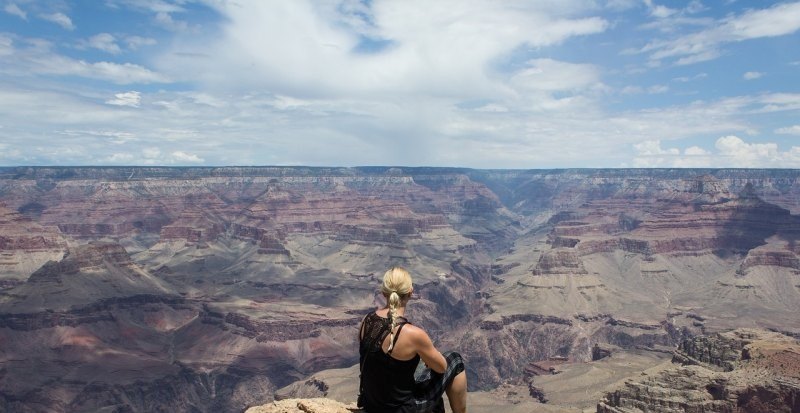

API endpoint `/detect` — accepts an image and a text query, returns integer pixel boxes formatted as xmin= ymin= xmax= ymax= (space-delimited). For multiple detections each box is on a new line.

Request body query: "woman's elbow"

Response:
xmin=431 ymin=355 xmax=447 ymax=374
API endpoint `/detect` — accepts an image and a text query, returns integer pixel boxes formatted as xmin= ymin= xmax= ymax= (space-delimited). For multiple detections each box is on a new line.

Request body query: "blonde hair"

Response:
xmin=381 ymin=266 xmax=413 ymax=353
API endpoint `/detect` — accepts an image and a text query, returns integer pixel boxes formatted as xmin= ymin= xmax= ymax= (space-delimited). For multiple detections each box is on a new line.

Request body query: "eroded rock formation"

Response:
xmin=597 ymin=329 xmax=800 ymax=413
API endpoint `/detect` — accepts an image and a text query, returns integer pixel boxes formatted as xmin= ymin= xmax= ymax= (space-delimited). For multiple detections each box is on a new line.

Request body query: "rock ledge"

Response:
xmin=246 ymin=398 xmax=363 ymax=413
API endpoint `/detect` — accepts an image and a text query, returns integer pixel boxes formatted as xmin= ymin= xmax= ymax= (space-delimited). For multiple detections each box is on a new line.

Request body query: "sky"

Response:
xmin=0 ymin=0 xmax=799 ymax=168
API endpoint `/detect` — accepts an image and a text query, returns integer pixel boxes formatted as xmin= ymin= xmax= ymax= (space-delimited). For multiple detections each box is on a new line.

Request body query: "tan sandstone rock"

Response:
xmin=245 ymin=398 xmax=362 ymax=413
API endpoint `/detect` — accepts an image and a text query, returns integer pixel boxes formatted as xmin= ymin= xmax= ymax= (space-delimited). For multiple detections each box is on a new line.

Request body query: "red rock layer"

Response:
xmin=739 ymin=249 xmax=800 ymax=273
xmin=0 ymin=204 xmax=65 ymax=251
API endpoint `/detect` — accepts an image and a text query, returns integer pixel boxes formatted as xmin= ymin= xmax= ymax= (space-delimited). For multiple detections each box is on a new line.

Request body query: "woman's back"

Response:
xmin=358 ymin=311 xmax=420 ymax=412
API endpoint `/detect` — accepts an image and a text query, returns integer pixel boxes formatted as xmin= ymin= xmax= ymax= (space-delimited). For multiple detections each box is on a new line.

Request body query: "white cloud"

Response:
xmin=605 ymin=0 xmax=640 ymax=11
xmin=685 ymin=1 xmax=706 ymax=14
xmin=189 ymin=92 xmax=227 ymax=108
xmin=83 ymin=33 xmax=122 ymax=54
xmin=159 ymin=1 xmax=608 ymax=98
xmin=651 ymin=5 xmax=677 ymax=19
xmin=640 ymin=2 xmax=800 ymax=65
xmin=59 ymin=129 xmax=136 ymax=144
xmin=105 ymin=1 xmax=192 ymax=33
xmin=4 ymin=3 xmax=26 ymax=20
xmin=159 ymin=128 xmax=199 ymax=141
xmin=674 ymin=147 xmax=713 ymax=167
xmin=0 ymin=143 xmax=22 ymax=160
xmin=155 ymin=11 xmax=188 ymax=31
xmin=638 ymin=16 xmax=713 ymax=34
xmin=125 ymin=36 xmax=157 ymax=50
xmin=87 ymin=61 xmax=167 ymax=84
xmin=633 ymin=136 xmax=800 ymax=167
xmin=142 ymin=147 xmax=161 ymax=158
xmin=715 ymin=135 xmax=781 ymax=166
xmin=106 ymin=91 xmax=141 ymax=107
xmin=755 ymin=93 xmax=800 ymax=113
xmin=674 ymin=50 xmax=720 ymax=66
xmin=0 ymin=36 xmax=169 ymax=84
xmin=0 ymin=35 xmax=12 ymax=57
xmin=510 ymin=59 xmax=604 ymax=93
xmin=619 ymin=84 xmax=668 ymax=95
xmin=743 ymin=71 xmax=763 ymax=80
xmin=775 ymin=125 xmax=800 ymax=135
xmin=40 ymin=12 xmax=75 ymax=30
xmin=621 ymin=85 xmax=643 ymax=94
xmin=639 ymin=0 xmax=710 ymax=33
xmin=632 ymin=140 xmax=711 ymax=167
xmin=634 ymin=140 xmax=679 ymax=156
xmin=647 ymin=84 xmax=669 ymax=94
xmin=33 ymin=58 xmax=168 ymax=84
xmin=107 ymin=152 xmax=134 ymax=163
xmin=474 ymin=103 xmax=508 ymax=113
xmin=105 ymin=0 xmax=186 ymax=14
xmin=170 ymin=151 xmax=204 ymax=163
xmin=684 ymin=145 xmax=709 ymax=156
xmin=673 ymin=73 xmax=707 ymax=82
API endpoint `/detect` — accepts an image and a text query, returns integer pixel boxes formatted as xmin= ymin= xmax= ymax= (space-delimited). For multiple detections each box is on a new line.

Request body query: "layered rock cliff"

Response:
xmin=0 ymin=203 xmax=66 ymax=278
xmin=597 ymin=329 xmax=800 ymax=413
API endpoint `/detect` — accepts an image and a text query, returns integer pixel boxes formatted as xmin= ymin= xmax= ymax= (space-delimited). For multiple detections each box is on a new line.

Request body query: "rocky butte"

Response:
xmin=0 ymin=166 xmax=799 ymax=412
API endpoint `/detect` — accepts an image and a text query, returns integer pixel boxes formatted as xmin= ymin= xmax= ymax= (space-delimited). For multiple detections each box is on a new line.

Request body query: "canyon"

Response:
xmin=0 ymin=167 xmax=799 ymax=412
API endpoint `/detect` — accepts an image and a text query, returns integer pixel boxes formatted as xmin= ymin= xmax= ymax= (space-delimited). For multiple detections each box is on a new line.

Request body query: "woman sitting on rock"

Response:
xmin=358 ymin=266 xmax=467 ymax=413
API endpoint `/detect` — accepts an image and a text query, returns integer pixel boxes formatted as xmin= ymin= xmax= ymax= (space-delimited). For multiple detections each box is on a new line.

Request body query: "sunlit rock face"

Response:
xmin=0 ymin=203 xmax=66 ymax=280
xmin=597 ymin=329 xmax=800 ymax=413
xmin=0 ymin=167 xmax=799 ymax=412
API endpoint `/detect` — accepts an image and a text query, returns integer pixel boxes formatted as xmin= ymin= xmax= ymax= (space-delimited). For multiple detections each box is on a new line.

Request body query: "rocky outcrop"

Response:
xmin=27 ymin=242 xmax=136 ymax=281
xmin=532 ymin=248 xmax=587 ymax=275
xmin=739 ymin=248 xmax=800 ymax=273
xmin=246 ymin=398 xmax=362 ymax=413
xmin=672 ymin=330 xmax=753 ymax=372
xmin=222 ymin=312 xmax=361 ymax=342
xmin=0 ymin=203 xmax=66 ymax=277
xmin=593 ymin=343 xmax=614 ymax=361
xmin=479 ymin=313 xmax=573 ymax=330
xmin=597 ymin=329 xmax=800 ymax=413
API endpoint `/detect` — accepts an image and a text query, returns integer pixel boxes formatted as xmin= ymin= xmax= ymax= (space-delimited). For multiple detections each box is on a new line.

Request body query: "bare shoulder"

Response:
xmin=403 ymin=324 xmax=432 ymax=343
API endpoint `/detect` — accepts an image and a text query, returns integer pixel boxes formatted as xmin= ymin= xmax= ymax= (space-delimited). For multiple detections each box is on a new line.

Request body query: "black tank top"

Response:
xmin=359 ymin=311 xmax=420 ymax=413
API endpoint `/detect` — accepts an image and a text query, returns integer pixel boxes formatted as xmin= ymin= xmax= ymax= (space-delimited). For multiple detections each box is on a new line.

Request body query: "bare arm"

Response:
xmin=412 ymin=327 xmax=447 ymax=374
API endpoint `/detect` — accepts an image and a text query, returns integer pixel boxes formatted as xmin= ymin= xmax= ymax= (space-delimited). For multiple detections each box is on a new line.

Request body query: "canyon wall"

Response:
xmin=1 ymin=167 xmax=799 ymax=411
